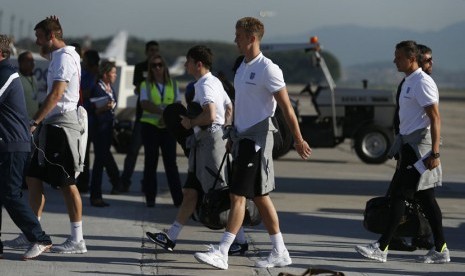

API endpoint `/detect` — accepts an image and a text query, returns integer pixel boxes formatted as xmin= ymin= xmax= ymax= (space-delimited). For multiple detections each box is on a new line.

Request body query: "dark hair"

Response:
xmin=0 ymin=35 xmax=11 ymax=58
xmin=84 ymin=50 xmax=100 ymax=67
xmin=70 ymin=42 xmax=82 ymax=57
xmin=98 ymin=60 xmax=116 ymax=78
xmin=186 ymin=45 xmax=213 ymax=70
xmin=34 ymin=17 xmax=63 ymax=40
xmin=145 ymin=40 xmax=159 ymax=52
xmin=18 ymin=51 xmax=33 ymax=63
xmin=395 ymin=40 xmax=418 ymax=60
xmin=417 ymin=44 xmax=432 ymax=66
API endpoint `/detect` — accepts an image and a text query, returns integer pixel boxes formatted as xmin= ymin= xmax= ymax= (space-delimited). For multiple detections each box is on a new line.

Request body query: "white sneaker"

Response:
xmin=23 ymin=243 xmax=52 ymax=260
xmin=194 ymin=245 xmax=228 ymax=270
xmin=4 ymin=234 xmax=32 ymax=249
xmin=419 ymin=247 xmax=451 ymax=264
xmin=355 ymin=242 xmax=388 ymax=262
xmin=255 ymin=248 xmax=292 ymax=268
xmin=51 ymin=238 xmax=87 ymax=254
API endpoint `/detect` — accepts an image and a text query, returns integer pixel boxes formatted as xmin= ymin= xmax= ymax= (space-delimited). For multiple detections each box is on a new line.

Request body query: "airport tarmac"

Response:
xmin=1 ymin=91 xmax=464 ymax=275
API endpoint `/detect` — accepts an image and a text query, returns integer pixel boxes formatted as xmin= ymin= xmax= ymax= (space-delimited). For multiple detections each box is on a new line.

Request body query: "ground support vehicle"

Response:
xmin=269 ymin=39 xmax=396 ymax=164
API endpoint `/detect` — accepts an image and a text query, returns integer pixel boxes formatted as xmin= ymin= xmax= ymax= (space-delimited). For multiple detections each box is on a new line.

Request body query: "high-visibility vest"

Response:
xmin=140 ymin=80 xmax=177 ymax=127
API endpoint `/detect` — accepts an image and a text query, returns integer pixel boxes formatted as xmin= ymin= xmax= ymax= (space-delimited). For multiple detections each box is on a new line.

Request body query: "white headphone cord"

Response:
xmin=31 ymin=132 xmax=71 ymax=179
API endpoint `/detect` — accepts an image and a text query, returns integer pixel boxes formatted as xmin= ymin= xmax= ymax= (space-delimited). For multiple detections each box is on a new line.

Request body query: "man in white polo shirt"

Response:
xmin=146 ymin=45 xmax=252 ymax=255
xmin=194 ymin=17 xmax=312 ymax=270
xmin=5 ymin=16 xmax=87 ymax=254
xmin=356 ymin=40 xmax=450 ymax=264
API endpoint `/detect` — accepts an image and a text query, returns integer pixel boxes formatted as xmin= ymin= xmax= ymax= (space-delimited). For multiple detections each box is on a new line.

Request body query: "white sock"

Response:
xmin=71 ymin=221 xmax=83 ymax=242
xmin=270 ymin=232 xmax=286 ymax=253
xmin=166 ymin=221 xmax=183 ymax=241
xmin=219 ymin=231 xmax=236 ymax=256
xmin=37 ymin=216 xmax=41 ymax=221
xmin=234 ymin=227 xmax=247 ymax=244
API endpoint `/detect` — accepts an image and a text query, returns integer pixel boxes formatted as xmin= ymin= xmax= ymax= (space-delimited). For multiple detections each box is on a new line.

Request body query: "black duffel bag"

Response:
xmin=196 ymin=152 xmax=261 ymax=230
xmin=363 ymin=196 xmax=432 ymax=237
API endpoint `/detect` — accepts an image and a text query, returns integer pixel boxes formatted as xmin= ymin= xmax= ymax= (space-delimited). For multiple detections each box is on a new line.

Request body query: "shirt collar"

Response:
xmin=198 ymin=71 xmax=212 ymax=82
xmin=245 ymin=52 xmax=263 ymax=66
xmin=405 ymin=67 xmax=423 ymax=81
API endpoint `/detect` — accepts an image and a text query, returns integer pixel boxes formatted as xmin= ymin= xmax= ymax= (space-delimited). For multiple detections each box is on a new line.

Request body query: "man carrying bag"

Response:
xmin=146 ymin=45 xmax=250 ymax=256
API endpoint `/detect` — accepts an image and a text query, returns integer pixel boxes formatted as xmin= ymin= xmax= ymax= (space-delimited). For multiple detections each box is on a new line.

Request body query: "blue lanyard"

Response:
xmin=155 ymin=82 xmax=165 ymax=100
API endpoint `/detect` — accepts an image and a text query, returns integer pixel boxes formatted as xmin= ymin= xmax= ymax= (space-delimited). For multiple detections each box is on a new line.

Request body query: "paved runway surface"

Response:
xmin=1 ymin=90 xmax=464 ymax=275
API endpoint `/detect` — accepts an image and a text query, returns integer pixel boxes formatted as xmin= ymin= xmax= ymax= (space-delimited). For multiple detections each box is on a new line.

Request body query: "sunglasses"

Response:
xmin=151 ymin=62 xmax=164 ymax=68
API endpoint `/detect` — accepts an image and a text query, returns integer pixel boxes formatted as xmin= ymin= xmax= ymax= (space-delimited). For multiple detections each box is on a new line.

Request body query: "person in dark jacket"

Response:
xmin=89 ymin=60 xmax=121 ymax=206
xmin=76 ymin=49 xmax=100 ymax=193
xmin=0 ymin=34 xmax=52 ymax=260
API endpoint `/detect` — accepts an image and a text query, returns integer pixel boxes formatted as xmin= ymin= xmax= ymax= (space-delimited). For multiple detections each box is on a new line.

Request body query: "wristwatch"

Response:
xmin=29 ymin=119 xmax=39 ymax=127
xmin=431 ymin=152 xmax=440 ymax=159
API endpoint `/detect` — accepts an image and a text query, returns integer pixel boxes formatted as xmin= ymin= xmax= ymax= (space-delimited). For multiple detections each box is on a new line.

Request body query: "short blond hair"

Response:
xmin=236 ymin=17 xmax=265 ymax=40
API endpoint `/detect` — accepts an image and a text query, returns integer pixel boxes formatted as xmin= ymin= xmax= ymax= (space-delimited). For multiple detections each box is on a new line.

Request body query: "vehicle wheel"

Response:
xmin=354 ymin=125 xmax=391 ymax=164
xmin=272 ymin=106 xmax=293 ymax=159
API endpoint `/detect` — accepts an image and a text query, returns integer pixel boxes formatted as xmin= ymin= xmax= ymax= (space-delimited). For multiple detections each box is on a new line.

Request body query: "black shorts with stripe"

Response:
xmin=28 ymin=125 xmax=76 ymax=189
xmin=229 ymin=139 xmax=262 ymax=199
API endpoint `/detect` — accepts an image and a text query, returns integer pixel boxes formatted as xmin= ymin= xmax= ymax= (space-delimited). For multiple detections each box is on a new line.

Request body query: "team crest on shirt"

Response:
xmin=250 ymin=72 xmax=255 ymax=79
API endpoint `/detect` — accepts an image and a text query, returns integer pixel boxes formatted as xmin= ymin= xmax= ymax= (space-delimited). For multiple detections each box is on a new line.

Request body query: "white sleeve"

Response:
xmin=53 ymin=54 xmax=76 ymax=82
xmin=264 ymin=63 xmax=286 ymax=94
xmin=417 ymin=78 xmax=438 ymax=107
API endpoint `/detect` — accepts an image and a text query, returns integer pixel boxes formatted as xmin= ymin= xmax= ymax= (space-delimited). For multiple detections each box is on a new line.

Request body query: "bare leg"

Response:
xmin=253 ymin=195 xmax=280 ymax=235
xmin=226 ymin=193 xmax=247 ymax=235
xmin=61 ymin=185 xmax=82 ymax=222
xmin=175 ymin=188 xmax=198 ymax=225
xmin=26 ymin=176 xmax=45 ymax=218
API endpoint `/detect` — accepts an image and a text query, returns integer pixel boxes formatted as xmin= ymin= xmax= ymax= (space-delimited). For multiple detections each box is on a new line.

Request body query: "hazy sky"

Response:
xmin=2 ymin=0 xmax=465 ymax=43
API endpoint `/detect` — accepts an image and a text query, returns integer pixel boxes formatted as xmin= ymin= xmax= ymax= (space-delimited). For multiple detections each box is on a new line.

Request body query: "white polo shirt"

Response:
xmin=193 ymin=72 xmax=231 ymax=133
xmin=233 ymin=52 xmax=285 ymax=133
xmin=399 ymin=68 xmax=439 ymax=135
xmin=46 ymin=46 xmax=81 ymax=117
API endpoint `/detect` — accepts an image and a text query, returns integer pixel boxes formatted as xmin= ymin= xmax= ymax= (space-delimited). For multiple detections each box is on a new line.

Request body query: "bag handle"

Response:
xmin=210 ymin=152 xmax=229 ymax=191
xmin=278 ymin=267 xmax=345 ymax=276
xmin=306 ymin=268 xmax=345 ymax=276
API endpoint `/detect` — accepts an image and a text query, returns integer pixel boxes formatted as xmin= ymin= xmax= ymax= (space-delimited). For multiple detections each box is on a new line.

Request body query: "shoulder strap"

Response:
xmin=211 ymin=152 xmax=229 ymax=191
xmin=232 ymin=55 xmax=245 ymax=74
xmin=173 ymin=79 xmax=178 ymax=93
